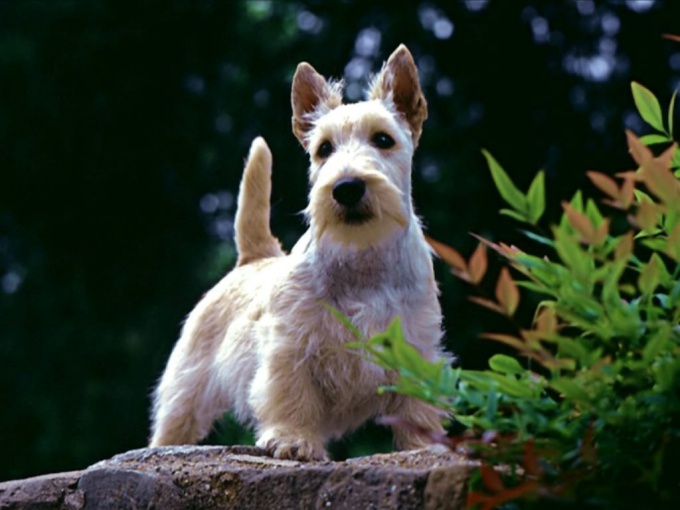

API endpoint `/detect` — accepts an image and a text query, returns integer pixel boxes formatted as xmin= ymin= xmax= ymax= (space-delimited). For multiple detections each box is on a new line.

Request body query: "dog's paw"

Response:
xmin=257 ymin=433 xmax=328 ymax=461
xmin=394 ymin=430 xmax=434 ymax=451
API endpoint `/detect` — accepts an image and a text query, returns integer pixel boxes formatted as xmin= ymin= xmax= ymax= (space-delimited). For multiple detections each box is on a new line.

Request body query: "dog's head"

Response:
xmin=291 ymin=45 xmax=428 ymax=250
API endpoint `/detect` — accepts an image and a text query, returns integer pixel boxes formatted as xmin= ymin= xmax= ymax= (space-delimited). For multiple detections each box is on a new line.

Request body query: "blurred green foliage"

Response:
xmin=1 ymin=0 xmax=680 ymax=481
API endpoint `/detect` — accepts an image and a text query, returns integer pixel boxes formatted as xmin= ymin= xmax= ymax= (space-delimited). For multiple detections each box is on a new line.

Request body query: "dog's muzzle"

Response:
xmin=332 ymin=178 xmax=365 ymax=207
xmin=332 ymin=178 xmax=372 ymax=225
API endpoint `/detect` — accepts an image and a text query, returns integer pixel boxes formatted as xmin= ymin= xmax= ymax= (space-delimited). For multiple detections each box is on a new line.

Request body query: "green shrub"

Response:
xmin=349 ymin=78 xmax=680 ymax=508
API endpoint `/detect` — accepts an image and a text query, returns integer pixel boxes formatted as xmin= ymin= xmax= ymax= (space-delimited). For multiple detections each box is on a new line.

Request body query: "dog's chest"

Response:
xmin=273 ymin=242 xmax=438 ymax=413
xmin=303 ymin=281 xmax=414 ymax=409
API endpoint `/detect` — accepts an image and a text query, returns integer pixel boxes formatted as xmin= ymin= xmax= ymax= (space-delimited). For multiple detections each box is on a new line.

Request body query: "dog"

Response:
xmin=149 ymin=44 xmax=448 ymax=461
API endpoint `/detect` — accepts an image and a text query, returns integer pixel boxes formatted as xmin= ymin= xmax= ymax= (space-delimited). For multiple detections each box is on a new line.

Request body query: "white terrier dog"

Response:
xmin=149 ymin=44 xmax=448 ymax=461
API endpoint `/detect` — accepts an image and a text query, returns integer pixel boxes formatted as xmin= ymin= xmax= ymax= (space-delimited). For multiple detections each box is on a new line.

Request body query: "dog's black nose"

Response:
xmin=332 ymin=178 xmax=366 ymax=207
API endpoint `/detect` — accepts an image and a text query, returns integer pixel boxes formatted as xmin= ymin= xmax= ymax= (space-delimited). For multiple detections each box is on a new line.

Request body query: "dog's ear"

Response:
xmin=369 ymin=45 xmax=428 ymax=146
xmin=291 ymin=63 xmax=343 ymax=148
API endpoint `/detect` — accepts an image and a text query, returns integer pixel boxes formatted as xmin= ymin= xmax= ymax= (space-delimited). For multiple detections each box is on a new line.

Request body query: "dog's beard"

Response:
xmin=340 ymin=203 xmax=373 ymax=225
xmin=307 ymin=172 xmax=408 ymax=250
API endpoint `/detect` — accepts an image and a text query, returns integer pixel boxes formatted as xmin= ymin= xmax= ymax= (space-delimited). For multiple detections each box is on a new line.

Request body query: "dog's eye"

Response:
xmin=316 ymin=140 xmax=334 ymax=159
xmin=372 ymin=132 xmax=396 ymax=150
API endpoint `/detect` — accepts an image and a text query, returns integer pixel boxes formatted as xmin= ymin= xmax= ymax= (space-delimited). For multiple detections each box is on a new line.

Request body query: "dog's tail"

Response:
xmin=234 ymin=137 xmax=284 ymax=266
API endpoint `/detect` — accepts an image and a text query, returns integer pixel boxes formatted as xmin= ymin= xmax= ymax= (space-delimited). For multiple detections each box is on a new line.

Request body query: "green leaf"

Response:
xmin=323 ymin=303 xmax=365 ymax=340
xmin=516 ymin=281 xmax=555 ymax=296
xmin=500 ymin=208 xmax=531 ymax=223
xmin=519 ymin=229 xmax=555 ymax=247
xmin=552 ymin=226 xmax=591 ymax=281
xmin=526 ymin=171 xmax=546 ymax=224
xmin=641 ymin=238 xmax=669 ymax=252
xmin=631 ymin=81 xmax=665 ymax=133
xmin=550 ymin=378 xmax=589 ymax=402
xmin=585 ymin=198 xmax=604 ymax=227
xmin=652 ymin=357 xmax=675 ymax=391
xmin=485 ymin=387 xmax=499 ymax=422
xmin=634 ymin=188 xmax=655 ymax=204
xmin=552 ymin=336 xmax=590 ymax=366
xmin=638 ymin=254 xmax=662 ymax=295
xmin=639 ymin=133 xmax=671 ymax=145
xmin=437 ymin=366 xmax=459 ymax=394
xmin=669 ymin=88 xmax=677 ymax=136
xmin=673 ymin=148 xmax=680 ymax=169
xmin=489 ymin=354 xmax=524 ymax=375
xmin=453 ymin=415 xmax=476 ymax=428
xmin=498 ymin=209 xmax=531 ymax=223
xmin=482 ymin=149 xmax=527 ymax=213
xmin=560 ymin=190 xmax=584 ymax=231
xmin=643 ymin=324 xmax=671 ymax=362
xmin=461 ymin=370 xmax=538 ymax=399
xmin=602 ymin=259 xmax=626 ymax=308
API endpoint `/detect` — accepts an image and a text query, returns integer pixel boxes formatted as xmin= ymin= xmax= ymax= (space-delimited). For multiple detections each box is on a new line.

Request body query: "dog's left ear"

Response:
xmin=370 ymin=45 xmax=428 ymax=146
xmin=292 ymin=63 xmax=343 ymax=149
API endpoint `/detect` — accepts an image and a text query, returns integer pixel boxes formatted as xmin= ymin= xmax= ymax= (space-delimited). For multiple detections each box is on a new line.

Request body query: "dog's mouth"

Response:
xmin=341 ymin=206 xmax=373 ymax=225
xmin=332 ymin=178 xmax=373 ymax=225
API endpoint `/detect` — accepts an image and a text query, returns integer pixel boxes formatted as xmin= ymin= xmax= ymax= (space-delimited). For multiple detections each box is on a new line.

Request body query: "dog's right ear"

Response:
xmin=369 ymin=45 xmax=428 ymax=147
xmin=291 ymin=63 xmax=343 ymax=148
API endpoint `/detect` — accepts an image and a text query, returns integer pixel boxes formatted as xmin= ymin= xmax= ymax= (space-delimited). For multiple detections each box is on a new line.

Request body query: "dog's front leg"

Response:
xmin=249 ymin=343 xmax=328 ymax=461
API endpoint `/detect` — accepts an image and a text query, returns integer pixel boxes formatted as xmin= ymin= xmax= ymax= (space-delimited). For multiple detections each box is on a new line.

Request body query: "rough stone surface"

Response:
xmin=0 ymin=445 xmax=474 ymax=509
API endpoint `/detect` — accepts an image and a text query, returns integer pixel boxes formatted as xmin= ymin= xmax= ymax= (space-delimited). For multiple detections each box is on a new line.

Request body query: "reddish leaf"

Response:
xmin=640 ymin=159 xmax=680 ymax=206
xmin=579 ymin=424 xmax=597 ymax=465
xmin=470 ymin=233 xmax=520 ymax=258
xmin=534 ymin=306 xmax=557 ymax=334
xmin=466 ymin=491 xmax=488 ymax=507
xmin=469 ymin=296 xmax=504 ymax=315
xmin=488 ymin=480 xmax=540 ymax=507
xmin=468 ymin=243 xmax=488 ymax=284
xmin=626 ymin=130 xmax=654 ymax=168
xmin=618 ymin=175 xmax=636 ymax=209
xmin=587 ymin=171 xmax=619 ymax=200
xmin=522 ymin=440 xmax=542 ymax=476
xmin=425 ymin=235 xmax=467 ymax=272
xmin=609 ymin=171 xmax=642 ymax=211
xmin=614 ymin=170 xmax=644 ymax=181
xmin=480 ymin=463 xmax=505 ymax=493
xmin=495 ymin=267 xmax=520 ymax=316
xmin=614 ymin=231 xmax=634 ymax=261
xmin=562 ymin=201 xmax=595 ymax=242
xmin=636 ymin=200 xmax=660 ymax=231
xmin=592 ymin=218 xmax=610 ymax=246
xmin=656 ymin=142 xmax=678 ymax=169
xmin=482 ymin=332 xmax=567 ymax=369
xmin=666 ymin=223 xmax=680 ymax=261
xmin=479 ymin=332 xmax=526 ymax=351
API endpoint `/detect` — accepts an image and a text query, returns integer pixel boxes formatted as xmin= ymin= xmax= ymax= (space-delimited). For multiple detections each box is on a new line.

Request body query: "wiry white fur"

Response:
xmin=149 ymin=44 xmax=449 ymax=461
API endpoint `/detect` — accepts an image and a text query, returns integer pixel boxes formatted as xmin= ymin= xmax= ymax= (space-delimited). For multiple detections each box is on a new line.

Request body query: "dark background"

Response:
xmin=1 ymin=0 xmax=678 ymax=481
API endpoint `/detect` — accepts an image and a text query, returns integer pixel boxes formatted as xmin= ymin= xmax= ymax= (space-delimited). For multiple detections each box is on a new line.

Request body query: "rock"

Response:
xmin=0 ymin=471 xmax=82 ymax=510
xmin=0 ymin=445 xmax=474 ymax=509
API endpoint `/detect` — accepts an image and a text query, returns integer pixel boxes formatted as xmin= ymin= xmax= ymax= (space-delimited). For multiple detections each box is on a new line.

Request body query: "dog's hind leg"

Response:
xmin=149 ymin=351 xmax=224 ymax=446
xmin=149 ymin=310 xmax=229 ymax=447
